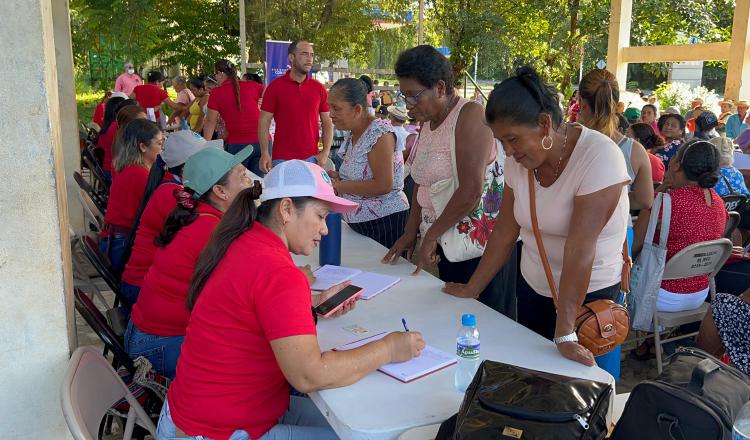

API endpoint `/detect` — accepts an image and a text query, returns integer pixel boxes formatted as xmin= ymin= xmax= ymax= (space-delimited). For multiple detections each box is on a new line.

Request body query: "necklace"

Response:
xmin=431 ymin=94 xmax=458 ymax=129
xmin=534 ymin=123 xmax=570 ymax=184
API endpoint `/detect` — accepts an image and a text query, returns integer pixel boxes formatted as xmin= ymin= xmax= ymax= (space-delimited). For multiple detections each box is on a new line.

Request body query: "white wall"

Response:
xmin=0 ymin=0 xmax=74 ymax=438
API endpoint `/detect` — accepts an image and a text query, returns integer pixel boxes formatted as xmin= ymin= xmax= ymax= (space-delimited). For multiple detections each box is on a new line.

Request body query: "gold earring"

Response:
xmin=541 ymin=136 xmax=553 ymax=150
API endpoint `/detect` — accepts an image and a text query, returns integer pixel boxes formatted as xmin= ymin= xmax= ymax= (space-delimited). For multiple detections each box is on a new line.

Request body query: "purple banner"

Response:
xmin=265 ymin=40 xmax=291 ymax=85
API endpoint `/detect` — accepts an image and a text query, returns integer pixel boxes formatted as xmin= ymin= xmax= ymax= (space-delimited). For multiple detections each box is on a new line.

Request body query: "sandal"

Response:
xmin=630 ymin=338 xmax=656 ymax=361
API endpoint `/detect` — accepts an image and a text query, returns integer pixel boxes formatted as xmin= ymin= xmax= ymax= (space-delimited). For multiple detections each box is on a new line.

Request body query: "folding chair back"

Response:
xmin=73 ymin=288 xmax=135 ymax=374
xmin=78 ymin=190 xmax=104 ymax=233
xmin=724 ymin=211 xmax=741 ymax=240
xmin=61 ymin=346 xmax=156 ymax=440
xmin=82 ymin=153 xmax=110 ymax=193
xmin=74 ymin=171 xmax=107 ymax=214
xmin=661 ymin=238 xmax=733 ymax=282
xmin=653 ymin=238 xmax=733 ymax=373
xmin=79 ymin=235 xmax=121 ymax=297
xmin=722 ymin=194 xmax=747 ymax=213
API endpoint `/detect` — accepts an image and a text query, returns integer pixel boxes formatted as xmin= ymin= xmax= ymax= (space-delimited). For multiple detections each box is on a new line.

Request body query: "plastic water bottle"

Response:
xmin=734 ymin=401 xmax=750 ymax=439
xmin=455 ymin=314 xmax=480 ymax=393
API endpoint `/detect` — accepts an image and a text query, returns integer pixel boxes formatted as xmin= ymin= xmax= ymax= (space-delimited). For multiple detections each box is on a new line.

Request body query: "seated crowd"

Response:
xmin=81 ymin=42 xmax=750 ymax=439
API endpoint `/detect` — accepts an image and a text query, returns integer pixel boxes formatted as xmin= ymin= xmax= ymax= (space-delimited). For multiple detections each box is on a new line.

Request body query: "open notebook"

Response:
xmin=334 ymin=332 xmax=457 ymax=383
xmin=311 ymin=265 xmax=401 ymax=300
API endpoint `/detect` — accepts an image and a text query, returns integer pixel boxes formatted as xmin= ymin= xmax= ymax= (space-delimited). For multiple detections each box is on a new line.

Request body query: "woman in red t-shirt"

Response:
xmin=94 ymin=96 xmax=126 ymax=180
xmin=156 ymin=161 xmax=424 ymax=440
xmin=100 ymin=119 xmax=164 ymax=275
xmin=119 ymin=131 xmax=225 ymax=305
xmin=131 ymin=70 xmax=184 ymax=125
xmin=202 ymin=59 xmax=266 ymax=177
xmin=633 ymin=140 xmax=728 ymax=311
xmin=125 ymin=146 xmax=253 ymax=379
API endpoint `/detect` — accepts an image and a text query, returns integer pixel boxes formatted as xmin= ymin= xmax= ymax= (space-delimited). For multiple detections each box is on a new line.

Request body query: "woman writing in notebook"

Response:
xmin=443 ymin=67 xmax=631 ymax=366
xmin=156 ymin=160 xmax=424 ymax=440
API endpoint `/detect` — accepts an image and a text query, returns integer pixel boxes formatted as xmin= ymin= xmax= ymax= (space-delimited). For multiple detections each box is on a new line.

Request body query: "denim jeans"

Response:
xmin=226 ymin=141 xmax=271 ymax=178
xmin=271 ymin=155 xmax=317 ymax=167
xmin=157 ymin=396 xmax=336 ymax=440
xmin=120 ymin=281 xmax=141 ymax=307
xmin=124 ymin=320 xmax=184 ymax=379
xmin=99 ymin=233 xmax=128 ymax=276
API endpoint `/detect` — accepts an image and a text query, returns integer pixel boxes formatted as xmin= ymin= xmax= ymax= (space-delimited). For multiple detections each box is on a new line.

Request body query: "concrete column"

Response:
xmin=0 ymin=0 xmax=75 ymax=438
xmin=606 ymin=0 xmax=632 ymax=88
xmin=725 ymin=0 xmax=750 ymax=100
xmin=52 ymin=0 xmax=84 ymax=232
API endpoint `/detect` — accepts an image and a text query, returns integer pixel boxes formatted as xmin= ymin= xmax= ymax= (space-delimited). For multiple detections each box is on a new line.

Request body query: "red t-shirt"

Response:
xmin=93 ymin=102 xmax=105 ymax=127
xmin=97 ymin=121 xmax=119 ymax=173
xmin=261 ymin=71 xmax=330 ymax=160
xmin=648 ymin=152 xmax=665 ymax=183
xmin=207 ymin=80 xmax=264 ymax=145
xmin=133 ymin=84 xmax=168 ymax=119
xmin=656 ymin=186 xmax=727 ymax=293
xmin=131 ymin=202 xmax=223 ymax=335
xmin=104 ymin=164 xmax=150 ymax=230
xmin=121 ymin=180 xmax=181 ymax=286
xmin=167 ymin=223 xmax=316 ymax=440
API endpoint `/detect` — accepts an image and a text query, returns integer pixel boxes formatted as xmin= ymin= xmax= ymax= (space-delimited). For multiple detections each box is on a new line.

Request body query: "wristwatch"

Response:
xmin=553 ymin=332 xmax=578 ymax=345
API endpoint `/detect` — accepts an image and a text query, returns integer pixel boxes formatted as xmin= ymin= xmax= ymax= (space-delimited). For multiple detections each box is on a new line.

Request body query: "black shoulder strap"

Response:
xmin=721 ymin=174 xmax=735 ymax=195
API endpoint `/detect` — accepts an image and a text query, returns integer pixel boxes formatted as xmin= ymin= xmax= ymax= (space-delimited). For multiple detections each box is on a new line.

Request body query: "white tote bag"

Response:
xmin=629 ymin=192 xmax=671 ymax=331
xmin=424 ymin=115 xmax=504 ymax=263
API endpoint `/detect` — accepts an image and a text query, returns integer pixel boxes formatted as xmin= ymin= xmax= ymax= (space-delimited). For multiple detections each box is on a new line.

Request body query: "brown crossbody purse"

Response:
xmin=527 ymin=170 xmax=631 ymax=356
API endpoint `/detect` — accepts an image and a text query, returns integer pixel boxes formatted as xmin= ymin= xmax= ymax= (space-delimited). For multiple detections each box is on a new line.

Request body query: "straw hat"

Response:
xmin=736 ymin=100 xmax=749 ymax=109
xmin=387 ymin=105 xmax=409 ymax=122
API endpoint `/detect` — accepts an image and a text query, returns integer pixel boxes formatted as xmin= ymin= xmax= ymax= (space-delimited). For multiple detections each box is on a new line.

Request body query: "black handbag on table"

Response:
xmin=439 ymin=360 xmax=612 ymax=440
xmin=611 ymin=347 xmax=750 ymax=440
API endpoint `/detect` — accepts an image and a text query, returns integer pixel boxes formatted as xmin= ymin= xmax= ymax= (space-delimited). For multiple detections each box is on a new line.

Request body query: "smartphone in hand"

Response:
xmin=314 ymin=285 xmax=363 ymax=318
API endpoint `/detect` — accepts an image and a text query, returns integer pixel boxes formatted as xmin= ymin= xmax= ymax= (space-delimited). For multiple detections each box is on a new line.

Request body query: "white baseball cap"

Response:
xmin=110 ymin=91 xmax=129 ymax=100
xmin=261 ymin=160 xmax=358 ymax=213
xmin=162 ymin=130 xmax=225 ymax=168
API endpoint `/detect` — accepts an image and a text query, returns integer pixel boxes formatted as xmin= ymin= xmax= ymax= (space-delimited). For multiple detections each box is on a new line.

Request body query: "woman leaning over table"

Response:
xmin=443 ymin=66 xmax=631 ymax=366
xmin=326 ymin=78 xmax=409 ymax=249
xmin=156 ymin=160 xmax=424 ymax=440
xmin=382 ymin=45 xmax=516 ymax=318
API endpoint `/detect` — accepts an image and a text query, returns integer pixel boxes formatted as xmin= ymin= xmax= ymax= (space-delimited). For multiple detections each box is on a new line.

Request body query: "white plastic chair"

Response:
xmin=653 ymin=238 xmax=733 ymax=373
xmin=61 ymin=346 xmax=157 ymax=440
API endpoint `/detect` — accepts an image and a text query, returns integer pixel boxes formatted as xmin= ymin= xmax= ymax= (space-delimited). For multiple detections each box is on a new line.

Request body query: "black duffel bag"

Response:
xmin=441 ymin=360 xmax=612 ymax=440
xmin=611 ymin=347 xmax=750 ymax=440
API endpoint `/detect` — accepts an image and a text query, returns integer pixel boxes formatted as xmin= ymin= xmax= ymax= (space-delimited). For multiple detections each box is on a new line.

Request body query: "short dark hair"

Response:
xmin=330 ymin=78 xmax=368 ymax=108
xmin=394 ymin=45 xmax=454 ymax=94
xmin=642 ymin=104 xmax=658 ymax=114
xmin=147 ymin=70 xmax=164 ymax=83
xmin=485 ymin=65 xmax=562 ymax=128
xmin=288 ymin=40 xmax=311 ymax=55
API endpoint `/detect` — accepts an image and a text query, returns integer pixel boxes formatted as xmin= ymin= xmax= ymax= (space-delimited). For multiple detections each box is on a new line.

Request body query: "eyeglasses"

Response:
xmin=398 ymin=88 xmax=428 ymax=106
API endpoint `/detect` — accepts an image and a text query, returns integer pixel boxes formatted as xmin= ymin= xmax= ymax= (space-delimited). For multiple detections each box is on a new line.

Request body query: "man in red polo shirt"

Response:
xmin=258 ymin=40 xmax=333 ymax=173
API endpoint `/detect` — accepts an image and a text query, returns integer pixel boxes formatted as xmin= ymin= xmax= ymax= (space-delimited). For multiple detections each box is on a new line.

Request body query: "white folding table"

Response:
xmin=293 ymin=225 xmax=614 ymax=440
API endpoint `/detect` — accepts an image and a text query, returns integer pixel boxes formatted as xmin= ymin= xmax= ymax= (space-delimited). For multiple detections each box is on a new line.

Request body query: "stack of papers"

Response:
xmin=334 ymin=332 xmax=457 ymax=383
xmin=311 ymin=265 xmax=401 ymax=300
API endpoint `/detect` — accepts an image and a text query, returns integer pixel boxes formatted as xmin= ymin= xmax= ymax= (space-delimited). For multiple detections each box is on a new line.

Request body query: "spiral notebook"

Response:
xmin=334 ymin=332 xmax=457 ymax=383
xmin=311 ymin=265 xmax=401 ymax=300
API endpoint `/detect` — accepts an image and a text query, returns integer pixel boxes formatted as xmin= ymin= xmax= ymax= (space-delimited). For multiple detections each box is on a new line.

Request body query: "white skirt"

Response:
xmin=656 ymin=287 xmax=709 ymax=313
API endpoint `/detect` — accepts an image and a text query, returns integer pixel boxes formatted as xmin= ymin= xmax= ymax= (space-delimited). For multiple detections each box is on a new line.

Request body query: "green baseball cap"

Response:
xmin=623 ymin=107 xmax=641 ymax=123
xmin=182 ymin=146 xmax=253 ymax=198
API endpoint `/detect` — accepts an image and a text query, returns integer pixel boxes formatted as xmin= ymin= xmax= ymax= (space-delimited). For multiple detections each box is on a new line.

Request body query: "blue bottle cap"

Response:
xmin=461 ymin=314 xmax=476 ymax=326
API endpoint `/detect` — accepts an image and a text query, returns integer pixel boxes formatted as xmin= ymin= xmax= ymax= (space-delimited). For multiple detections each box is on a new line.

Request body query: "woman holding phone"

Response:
xmin=156 ymin=160 xmax=424 ymax=440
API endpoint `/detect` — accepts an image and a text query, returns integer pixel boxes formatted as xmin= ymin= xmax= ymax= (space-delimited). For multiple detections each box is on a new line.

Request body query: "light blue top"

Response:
xmin=725 ymin=113 xmax=749 ymax=140
xmin=714 ymin=166 xmax=750 ymax=197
